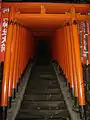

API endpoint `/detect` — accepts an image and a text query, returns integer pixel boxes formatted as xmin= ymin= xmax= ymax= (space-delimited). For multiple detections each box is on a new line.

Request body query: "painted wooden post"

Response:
xmin=1 ymin=7 xmax=15 ymax=120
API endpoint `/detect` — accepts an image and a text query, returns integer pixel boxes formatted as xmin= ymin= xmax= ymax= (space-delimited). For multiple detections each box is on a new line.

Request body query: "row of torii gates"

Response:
xmin=0 ymin=2 xmax=90 ymax=120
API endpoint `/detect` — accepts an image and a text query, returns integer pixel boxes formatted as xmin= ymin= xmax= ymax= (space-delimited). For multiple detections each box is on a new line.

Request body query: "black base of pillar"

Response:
xmin=72 ymin=97 xmax=79 ymax=112
xmin=16 ymin=82 xmax=19 ymax=93
xmin=0 ymin=106 xmax=1 ymax=119
xmin=74 ymin=97 xmax=78 ymax=106
xmin=52 ymin=60 xmax=55 ymax=63
xmin=8 ymin=96 xmax=12 ymax=109
xmin=68 ymin=83 xmax=71 ymax=92
xmin=70 ymin=88 xmax=74 ymax=99
xmin=18 ymin=78 xmax=20 ymax=86
xmin=79 ymin=105 xmax=86 ymax=120
xmin=12 ymin=88 xmax=16 ymax=100
xmin=65 ymin=81 xmax=68 ymax=87
xmin=0 ymin=106 xmax=7 ymax=120
xmin=64 ymin=77 xmax=68 ymax=86
xmin=59 ymin=68 xmax=64 ymax=76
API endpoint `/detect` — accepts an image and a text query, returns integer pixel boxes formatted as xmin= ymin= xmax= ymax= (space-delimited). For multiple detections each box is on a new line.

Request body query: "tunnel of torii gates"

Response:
xmin=0 ymin=2 xmax=90 ymax=120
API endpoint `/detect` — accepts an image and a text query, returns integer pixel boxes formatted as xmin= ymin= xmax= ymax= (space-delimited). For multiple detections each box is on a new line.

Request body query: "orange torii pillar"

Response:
xmin=72 ymin=21 xmax=86 ymax=119
xmin=19 ymin=26 xmax=24 ymax=78
xmin=19 ymin=26 xmax=23 ymax=78
xmin=62 ymin=27 xmax=68 ymax=82
xmin=8 ymin=22 xmax=17 ymax=108
xmin=60 ymin=28 xmax=67 ymax=79
xmin=64 ymin=26 xmax=70 ymax=86
xmin=12 ymin=24 xmax=20 ymax=100
xmin=15 ymin=24 xmax=22 ymax=93
xmin=65 ymin=24 xmax=74 ymax=96
xmin=1 ymin=7 xmax=15 ymax=120
xmin=69 ymin=24 xmax=78 ymax=109
xmin=64 ymin=23 xmax=79 ymax=109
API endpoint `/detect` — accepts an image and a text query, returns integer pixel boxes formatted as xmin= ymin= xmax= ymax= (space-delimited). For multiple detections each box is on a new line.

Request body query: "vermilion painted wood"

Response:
xmin=66 ymin=25 xmax=74 ymax=89
xmin=2 ymin=3 xmax=89 ymax=14
xmin=0 ymin=2 xmax=88 ymax=117
xmin=8 ymin=23 xmax=17 ymax=98
xmin=12 ymin=25 xmax=19 ymax=93
xmin=72 ymin=24 xmax=85 ymax=106
xmin=1 ymin=7 xmax=15 ymax=106
xmin=69 ymin=25 xmax=78 ymax=97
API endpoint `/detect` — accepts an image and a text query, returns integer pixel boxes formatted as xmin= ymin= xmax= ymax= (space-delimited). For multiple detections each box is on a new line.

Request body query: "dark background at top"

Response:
xmin=1 ymin=0 xmax=90 ymax=4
